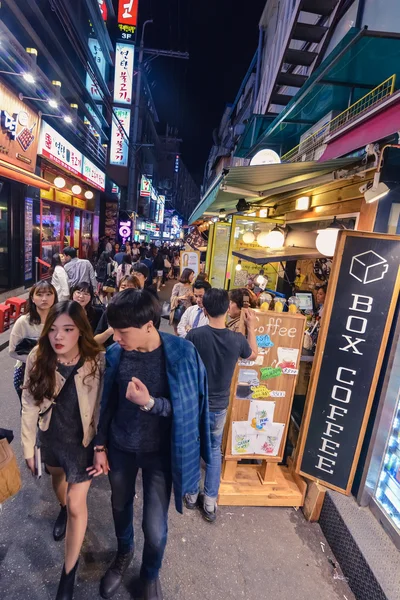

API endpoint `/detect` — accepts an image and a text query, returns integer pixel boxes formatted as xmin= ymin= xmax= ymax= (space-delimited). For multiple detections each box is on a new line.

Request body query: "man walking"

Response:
xmin=185 ymin=288 xmax=257 ymax=522
xmin=90 ymin=289 xmax=211 ymax=600
xmin=177 ymin=280 xmax=211 ymax=337
xmin=62 ymin=246 xmax=97 ymax=289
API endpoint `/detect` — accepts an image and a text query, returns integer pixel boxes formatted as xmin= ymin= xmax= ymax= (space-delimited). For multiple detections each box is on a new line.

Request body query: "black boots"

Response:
xmin=55 ymin=561 xmax=78 ymax=600
xmin=100 ymin=551 xmax=133 ymax=599
xmin=143 ymin=577 xmax=163 ymax=600
xmin=53 ymin=505 xmax=67 ymax=541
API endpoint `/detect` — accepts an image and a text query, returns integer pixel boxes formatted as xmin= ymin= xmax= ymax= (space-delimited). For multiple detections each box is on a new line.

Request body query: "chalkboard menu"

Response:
xmin=297 ymin=232 xmax=400 ymax=493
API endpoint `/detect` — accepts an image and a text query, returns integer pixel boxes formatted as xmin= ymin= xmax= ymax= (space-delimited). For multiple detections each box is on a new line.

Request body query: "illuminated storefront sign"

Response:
xmin=86 ymin=38 xmax=106 ymax=101
xmin=0 ymin=81 xmax=41 ymax=173
xmin=110 ymin=107 xmax=131 ymax=166
xmin=118 ymin=0 xmax=138 ymax=26
xmin=119 ymin=220 xmax=132 ymax=242
xmin=98 ymin=0 xmax=107 ymax=20
xmin=38 ymin=121 xmax=105 ymax=190
xmin=82 ymin=157 xmax=105 ymax=191
xmin=140 ymin=175 xmax=152 ymax=197
xmin=156 ymin=195 xmax=165 ymax=224
xmin=38 ymin=122 xmax=83 ymax=176
xmin=113 ymin=43 xmax=134 ymax=105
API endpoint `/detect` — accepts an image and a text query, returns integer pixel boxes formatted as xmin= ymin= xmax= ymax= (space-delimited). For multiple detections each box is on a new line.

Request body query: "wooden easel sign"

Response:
xmin=296 ymin=231 xmax=400 ymax=494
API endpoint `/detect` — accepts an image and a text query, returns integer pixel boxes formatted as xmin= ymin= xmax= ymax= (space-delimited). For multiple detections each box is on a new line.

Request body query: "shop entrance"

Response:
xmin=0 ymin=180 xmax=9 ymax=290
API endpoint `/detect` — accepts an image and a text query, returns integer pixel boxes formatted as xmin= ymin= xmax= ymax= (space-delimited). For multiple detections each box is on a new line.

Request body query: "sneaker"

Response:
xmin=100 ymin=551 xmax=133 ymax=599
xmin=198 ymin=493 xmax=217 ymax=523
xmin=183 ymin=493 xmax=198 ymax=510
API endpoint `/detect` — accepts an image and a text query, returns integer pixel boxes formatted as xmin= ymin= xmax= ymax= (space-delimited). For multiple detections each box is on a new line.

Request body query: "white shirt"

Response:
xmin=177 ymin=305 xmax=209 ymax=338
xmin=51 ymin=265 xmax=70 ymax=302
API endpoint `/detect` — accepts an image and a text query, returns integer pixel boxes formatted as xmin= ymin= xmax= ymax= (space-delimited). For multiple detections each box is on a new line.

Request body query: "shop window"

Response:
xmin=41 ymin=201 xmax=62 ymax=273
xmin=0 ymin=182 xmax=9 ymax=289
xmin=81 ymin=211 xmax=92 ymax=259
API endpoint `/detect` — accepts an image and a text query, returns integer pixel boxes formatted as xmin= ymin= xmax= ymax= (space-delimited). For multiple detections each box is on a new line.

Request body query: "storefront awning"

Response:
xmin=0 ymin=159 xmax=51 ymax=190
xmin=232 ymin=246 xmax=322 ymax=265
xmin=189 ymin=157 xmax=357 ymax=224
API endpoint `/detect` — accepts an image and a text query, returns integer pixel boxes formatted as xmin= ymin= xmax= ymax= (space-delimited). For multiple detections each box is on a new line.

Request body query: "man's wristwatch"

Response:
xmin=140 ymin=396 xmax=155 ymax=412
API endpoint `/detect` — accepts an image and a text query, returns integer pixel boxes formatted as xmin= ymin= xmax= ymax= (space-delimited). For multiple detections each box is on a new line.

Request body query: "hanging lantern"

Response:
xmin=265 ymin=225 xmax=284 ymax=249
xmin=242 ymin=231 xmax=255 ymax=244
xmin=257 ymin=231 xmax=270 ymax=247
xmin=315 ymin=217 xmax=345 ymax=257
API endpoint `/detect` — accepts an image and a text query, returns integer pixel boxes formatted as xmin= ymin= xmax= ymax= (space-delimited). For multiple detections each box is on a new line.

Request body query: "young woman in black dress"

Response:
xmin=21 ymin=301 xmax=105 ymax=599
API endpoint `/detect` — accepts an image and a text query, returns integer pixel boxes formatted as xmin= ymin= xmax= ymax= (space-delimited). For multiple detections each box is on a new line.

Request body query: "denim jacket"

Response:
xmin=96 ymin=332 xmax=211 ymax=513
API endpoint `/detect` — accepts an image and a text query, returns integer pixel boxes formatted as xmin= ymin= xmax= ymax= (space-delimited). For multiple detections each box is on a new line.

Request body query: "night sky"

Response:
xmin=139 ymin=0 xmax=266 ymax=186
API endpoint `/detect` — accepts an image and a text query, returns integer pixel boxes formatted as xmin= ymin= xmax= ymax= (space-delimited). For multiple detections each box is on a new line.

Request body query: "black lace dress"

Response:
xmin=38 ymin=360 xmax=94 ymax=483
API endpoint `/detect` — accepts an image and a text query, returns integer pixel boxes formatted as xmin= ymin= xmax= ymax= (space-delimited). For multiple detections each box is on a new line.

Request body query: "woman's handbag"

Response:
xmin=0 ymin=431 xmax=21 ymax=503
xmin=161 ymin=301 xmax=171 ymax=320
xmin=15 ymin=337 xmax=37 ymax=356
xmin=103 ymin=276 xmax=116 ymax=294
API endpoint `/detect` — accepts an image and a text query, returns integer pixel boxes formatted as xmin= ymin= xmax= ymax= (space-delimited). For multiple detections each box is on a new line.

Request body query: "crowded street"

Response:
xmin=1 ymin=2 xmax=400 ymax=600
xmin=0 ymin=284 xmax=356 ymax=600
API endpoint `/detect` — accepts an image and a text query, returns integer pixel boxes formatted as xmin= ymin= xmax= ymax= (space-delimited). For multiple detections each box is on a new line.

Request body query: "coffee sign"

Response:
xmin=0 ymin=82 xmax=40 ymax=172
xmin=297 ymin=232 xmax=400 ymax=493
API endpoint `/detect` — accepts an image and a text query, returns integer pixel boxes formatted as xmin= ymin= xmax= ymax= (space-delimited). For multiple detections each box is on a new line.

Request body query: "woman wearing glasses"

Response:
xmin=70 ymin=283 xmax=104 ymax=333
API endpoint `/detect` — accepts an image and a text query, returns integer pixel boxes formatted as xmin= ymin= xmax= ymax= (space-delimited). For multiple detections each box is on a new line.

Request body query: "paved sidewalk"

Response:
xmin=0 ymin=280 xmax=356 ymax=600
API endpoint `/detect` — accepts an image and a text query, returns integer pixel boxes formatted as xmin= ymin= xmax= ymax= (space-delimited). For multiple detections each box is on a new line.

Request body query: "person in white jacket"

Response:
xmin=50 ymin=253 xmax=70 ymax=301
xmin=177 ymin=280 xmax=211 ymax=337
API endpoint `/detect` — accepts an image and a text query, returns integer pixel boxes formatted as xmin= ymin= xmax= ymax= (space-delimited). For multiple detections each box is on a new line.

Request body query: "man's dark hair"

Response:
xmin=203 ymin=288 xmax=229 ymax=318
xmin=120 ymin=244 xmax=126 ymax=252
xmin=229 ymin=288 xmax=257 ymax=309
xmin=63 ymin=246 xmax=77 ymax=259
xmin=193 ymin=280 xmax=211 ymax=292
xmin=132 ymin=262 xmax=149 ymax=279
xmin=107 ymin=288 xmax=161 ymax=328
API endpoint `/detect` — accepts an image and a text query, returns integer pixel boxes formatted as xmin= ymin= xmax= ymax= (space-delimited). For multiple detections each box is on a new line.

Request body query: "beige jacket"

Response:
xmin=21 ymin=347 xmax=105 ymax=459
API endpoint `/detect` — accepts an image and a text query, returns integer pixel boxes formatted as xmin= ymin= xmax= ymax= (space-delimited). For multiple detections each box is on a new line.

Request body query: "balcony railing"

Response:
xmin=281 ymin=75 xmax=396 ymax=162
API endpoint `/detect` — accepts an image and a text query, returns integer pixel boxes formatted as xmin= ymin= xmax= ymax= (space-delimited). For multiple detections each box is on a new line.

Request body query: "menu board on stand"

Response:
xmin=219 ymin=309 xmax=307 ymax=507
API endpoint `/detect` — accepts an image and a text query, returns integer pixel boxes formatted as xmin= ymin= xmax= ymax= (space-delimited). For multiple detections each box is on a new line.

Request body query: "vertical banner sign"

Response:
xmin=110 ymin=108 xmax=131 ymax=166
xmin=24 ymin=197 xmax=33 ymax=281
xmin=117 ymin=0 xmax=138 ymax=40
xmin=97 ymin=0 xmax=107 ymax=20
xmin=113 ymin=43 xmax=135 ymax=104
xmin=296 ymin=232 xmax=400 ymax=494
xmin=86 ymin=39 xmax=106 ymax=101
xmin=140 ymin=176 xmax=152 ymax=197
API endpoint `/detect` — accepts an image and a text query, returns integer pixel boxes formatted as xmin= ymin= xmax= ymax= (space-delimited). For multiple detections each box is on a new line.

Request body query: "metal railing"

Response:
xmin=281 ymin=75 xmax=396 ymax=162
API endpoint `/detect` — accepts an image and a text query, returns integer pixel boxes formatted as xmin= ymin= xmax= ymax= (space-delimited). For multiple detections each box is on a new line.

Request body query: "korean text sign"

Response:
xmin=113 ymin=43 xmax=135 ymax=105
xmin=38 ymin=121 xmax=83 ymax=176
xmin=297 ymin=232 xmax=400 ymax=493
xmin=110 ymin=108 xmax=131 ymax=166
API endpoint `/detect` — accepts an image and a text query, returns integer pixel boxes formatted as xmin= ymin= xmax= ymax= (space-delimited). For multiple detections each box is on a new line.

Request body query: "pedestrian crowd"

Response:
xmin=4 ymin=238 xmax=260 ymax=600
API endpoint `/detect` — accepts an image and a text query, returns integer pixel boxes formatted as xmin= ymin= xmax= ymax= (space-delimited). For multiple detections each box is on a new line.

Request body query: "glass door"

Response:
xmin=73 ymin=210 xmax=81 ymax=257
xmin=63 ymin=207 xmax=72 ymax=248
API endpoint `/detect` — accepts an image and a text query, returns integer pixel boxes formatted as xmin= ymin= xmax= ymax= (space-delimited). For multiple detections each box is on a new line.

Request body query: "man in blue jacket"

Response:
xmin=90 ymin=289 xmax=210 ymax=600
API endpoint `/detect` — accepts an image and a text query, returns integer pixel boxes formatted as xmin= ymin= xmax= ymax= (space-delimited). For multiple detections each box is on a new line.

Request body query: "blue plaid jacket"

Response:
xmin=96 ymin=332 xmax=211 ymax=513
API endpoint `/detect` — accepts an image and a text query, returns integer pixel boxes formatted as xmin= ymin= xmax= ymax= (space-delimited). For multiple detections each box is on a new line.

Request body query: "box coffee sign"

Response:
xmin=297 ymin=232 xmax=400 ymax=493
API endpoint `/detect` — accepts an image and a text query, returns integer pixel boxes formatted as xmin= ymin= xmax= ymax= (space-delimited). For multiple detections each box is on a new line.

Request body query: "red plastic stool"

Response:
xmin=5 ymin=297 xmax=27 ymax=322
xmin=0 ymin=304 xmax=11 ymax=332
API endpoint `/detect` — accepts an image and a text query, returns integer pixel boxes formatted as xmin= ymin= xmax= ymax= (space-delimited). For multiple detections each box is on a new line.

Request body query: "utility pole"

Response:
xmin=126 ymin=20 xmax=189 ymax=224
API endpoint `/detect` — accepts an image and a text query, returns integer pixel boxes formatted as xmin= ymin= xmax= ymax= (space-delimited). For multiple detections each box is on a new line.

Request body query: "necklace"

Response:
xmin=57 ymin=352 xmax=80 ymax=366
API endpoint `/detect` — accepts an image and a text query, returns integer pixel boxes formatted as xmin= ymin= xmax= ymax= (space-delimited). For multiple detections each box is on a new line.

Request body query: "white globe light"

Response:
xmin=235 ymin=262 xmax=242 ymax=271
xmin=54 ymin=176 xmax=66 ymax=188
xmin=257 ymin=231 xmax=270 ymax=247
xmin=250 ymin=149 xmax=281 ymax=166
xmin=71 ymin=185 xmax=82 ymax=195
xmin=316 ymin=228 xmax=340 ymax=256
xmin=242 ymin=231 xmax=255 ymax=244
xmin=84 ymin=190 xmax=94 ymax=200
xmin=265 ymin=229 xmax=284 ymax=249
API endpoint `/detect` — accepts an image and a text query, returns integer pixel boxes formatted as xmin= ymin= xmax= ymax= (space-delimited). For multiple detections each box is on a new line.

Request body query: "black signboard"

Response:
xmin=297 ymin=232 xmax=400 ymax=493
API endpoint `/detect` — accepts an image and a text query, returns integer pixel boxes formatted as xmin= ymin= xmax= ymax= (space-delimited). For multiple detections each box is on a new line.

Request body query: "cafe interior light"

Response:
xmin=54 ymin=176 xmax=66 ymax=188
xmin=257 ymin=231 xmax=270 ymax=247
xmin=256 ymin=269 xmax=265 ymax=284
xmin=71 ymin=185 xmax=82 ymax=195
xmin=364 ymin=173 xmax=390 ymax=204
xmin=242 ymin=231 xmax=255 ymax=244
xmin=295 ymin=196 xmax=310 ymax=211
xmin=259 ymin=208 xmax=269 ymax=218
xmin=265 ymin=225 xmax=285 ymax=249
xmin=315 ymin=217 xmax=345 ymax=256
xmin=235 ymin=259 xmax=242 ymax=272
xmin=84 ymin=190 xmax=94 ymax=200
